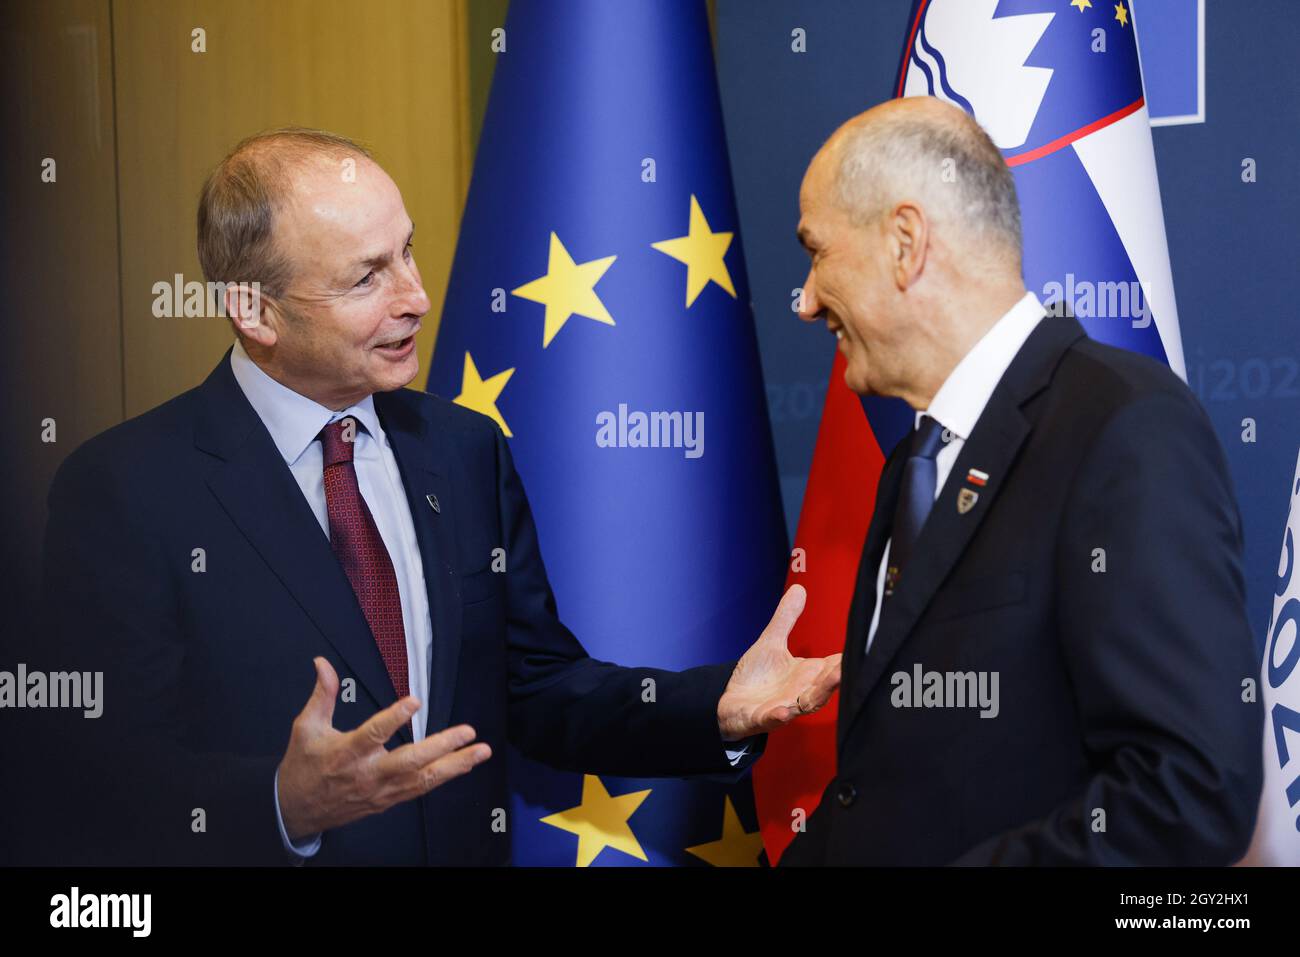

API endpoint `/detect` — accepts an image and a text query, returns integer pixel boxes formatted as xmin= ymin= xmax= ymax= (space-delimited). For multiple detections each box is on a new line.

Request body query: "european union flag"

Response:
xmin=428 ymin=0 xmax=787 ymax=866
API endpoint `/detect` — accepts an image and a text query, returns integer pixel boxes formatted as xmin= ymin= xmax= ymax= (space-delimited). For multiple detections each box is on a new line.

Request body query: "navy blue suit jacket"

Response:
xmin=781 ymin=315 xmax=1262 ymax=866
xmin=41 ymin=351 xmax=754 ymax=865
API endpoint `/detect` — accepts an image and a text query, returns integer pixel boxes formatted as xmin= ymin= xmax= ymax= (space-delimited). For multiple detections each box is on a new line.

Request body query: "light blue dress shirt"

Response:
xmin=229 ymin=341 xmax=749 ymax=864
xmin=229 ymin=341 xmax=434 ymax=862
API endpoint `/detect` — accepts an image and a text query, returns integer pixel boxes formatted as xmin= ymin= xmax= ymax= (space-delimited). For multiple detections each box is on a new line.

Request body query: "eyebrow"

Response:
xmin=796 ymin=224 xmax=815 ymax=253
xmin=352 ymin=222 xmax=416 ymax=272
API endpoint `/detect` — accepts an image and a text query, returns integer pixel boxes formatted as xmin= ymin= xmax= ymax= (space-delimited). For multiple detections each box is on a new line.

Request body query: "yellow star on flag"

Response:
xmin=1114 ymin=2 xmax=1128 ymax=26
xmin=511 ymin=232 xmax=617 ymax=348
xmin=651 ymin=194 xmax=736 ymax=308
xmin=453 ymin=352 xmax=515 ymax=437
xmin=1070 ymin=0 xmax=1092 ymax=12
xmin=539 ymin=774 xmax=652 ymax=867
xmin=684 ymin=796 xmax=765 ymax=867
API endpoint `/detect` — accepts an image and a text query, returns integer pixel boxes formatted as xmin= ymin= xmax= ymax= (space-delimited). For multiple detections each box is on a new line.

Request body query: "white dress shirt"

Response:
xmin=864 ymin=291 xmax=1045 ymax=652
xmin=229 ymin=340 xmax=434 ymax=860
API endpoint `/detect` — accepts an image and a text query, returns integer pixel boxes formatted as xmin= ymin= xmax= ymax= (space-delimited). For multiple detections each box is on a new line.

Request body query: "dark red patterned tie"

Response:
xmin=319 ymin=418 xmax=410 ymax=700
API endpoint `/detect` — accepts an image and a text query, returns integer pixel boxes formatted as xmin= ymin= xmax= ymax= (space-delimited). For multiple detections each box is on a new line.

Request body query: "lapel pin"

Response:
xmin=426 ymin=493 xmax=441 ymax=514
xmin=958 ymin=468 xmax=987 ymax=512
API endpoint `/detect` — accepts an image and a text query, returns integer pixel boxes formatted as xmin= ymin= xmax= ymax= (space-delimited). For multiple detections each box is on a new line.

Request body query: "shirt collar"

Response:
xmin=229 ymin=339 xmax=384 ymax=467
xmin=917 ymin=291 xmax=1045 ymax=440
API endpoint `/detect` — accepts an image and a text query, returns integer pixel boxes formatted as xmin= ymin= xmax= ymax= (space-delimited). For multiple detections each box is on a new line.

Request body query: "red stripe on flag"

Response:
xmin=753 ymin=352 xmax=887 ymax=864
xmin=895 ymin=0 xmax=932 ymax=98
xmin=1004 ymin=97 xmax=1145 ymax=167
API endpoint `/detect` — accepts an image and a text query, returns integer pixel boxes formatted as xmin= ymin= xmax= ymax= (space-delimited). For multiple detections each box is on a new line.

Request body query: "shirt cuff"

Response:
xmin=724 ymin=742 xmax=752 ymax=767
xmin=274 ymin=768 xmax=322 ymax=863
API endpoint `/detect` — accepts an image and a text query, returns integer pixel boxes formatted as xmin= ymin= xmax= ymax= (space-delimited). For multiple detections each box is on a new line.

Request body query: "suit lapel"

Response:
xmin=836 ymin=444 xmax=907 ymax=749
xmin=839 ymin=315 xmax=1088 ymax=739
xmin=195 ymin=353 xmax=414 ymax=743
xmin=845 ymin=400 xmax=1031 ymax=719
xmin=374 ymin=390 xmax=464 ymax=739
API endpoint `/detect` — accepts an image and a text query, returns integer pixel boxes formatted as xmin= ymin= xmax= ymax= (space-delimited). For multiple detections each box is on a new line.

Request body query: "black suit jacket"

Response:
xmin=39 ymin=350 xmax=754 ymax=865
xmin=781 ymin=315 xmax=1262 ymax=865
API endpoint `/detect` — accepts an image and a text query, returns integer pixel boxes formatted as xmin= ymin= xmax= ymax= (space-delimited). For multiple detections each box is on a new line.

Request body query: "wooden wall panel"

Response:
xmin=110 ymin=0 xmax=472 ymax=414
xmin=0 ymin=0 xmax=123 ymax=616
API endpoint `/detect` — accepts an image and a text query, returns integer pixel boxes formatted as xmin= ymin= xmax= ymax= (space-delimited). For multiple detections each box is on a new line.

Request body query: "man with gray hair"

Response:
xmin=780 ymin=97 xmax=1260 ymax=865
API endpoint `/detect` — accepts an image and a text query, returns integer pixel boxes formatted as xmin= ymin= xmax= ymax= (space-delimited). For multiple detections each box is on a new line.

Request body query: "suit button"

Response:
xmin=836 ymin=782 xmax=857 ymax=808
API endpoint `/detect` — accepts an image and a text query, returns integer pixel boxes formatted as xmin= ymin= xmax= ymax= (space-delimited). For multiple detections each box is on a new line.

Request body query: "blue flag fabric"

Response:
xmin=428 ymin=0 xmax=787 ymax=866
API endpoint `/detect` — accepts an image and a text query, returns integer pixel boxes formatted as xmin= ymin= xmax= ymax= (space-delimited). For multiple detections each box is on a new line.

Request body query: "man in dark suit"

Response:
xmin=39 ymin=128 xmax=840 ymax=865
xmin=780 ymin=97 xmax=1262 ymax=865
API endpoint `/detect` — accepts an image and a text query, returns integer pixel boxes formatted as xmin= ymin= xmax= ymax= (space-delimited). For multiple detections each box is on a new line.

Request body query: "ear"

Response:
xmin=223 ymin=282 xmax=278 ymax=348
xmin=888 ymin=201 xmax=929 ymax=291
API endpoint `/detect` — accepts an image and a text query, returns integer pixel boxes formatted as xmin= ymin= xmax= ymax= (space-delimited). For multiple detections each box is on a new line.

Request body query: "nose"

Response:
xmin=797 ymin=268 xmax=825 ymax=324
xmin=394 ymin=256 xmax=432 ymax=318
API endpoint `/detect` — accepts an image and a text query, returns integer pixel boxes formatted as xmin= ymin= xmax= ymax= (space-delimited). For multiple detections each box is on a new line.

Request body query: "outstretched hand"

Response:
xmin=717 ymin=585 xmax=842 ymax=741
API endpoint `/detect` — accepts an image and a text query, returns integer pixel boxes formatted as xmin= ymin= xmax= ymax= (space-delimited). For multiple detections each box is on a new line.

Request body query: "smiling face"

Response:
xmin=795 ymin=150 xmax=910 ymax=398
xmin=794 ymin=100 xmax=1031 ymax=409
xmin=250 ymin=155 xmax=431 ymax=410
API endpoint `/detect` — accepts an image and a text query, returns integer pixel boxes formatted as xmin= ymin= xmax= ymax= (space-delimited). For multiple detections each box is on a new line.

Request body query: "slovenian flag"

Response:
xmin=754 ymin=0 xmax=1186 ymax=862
